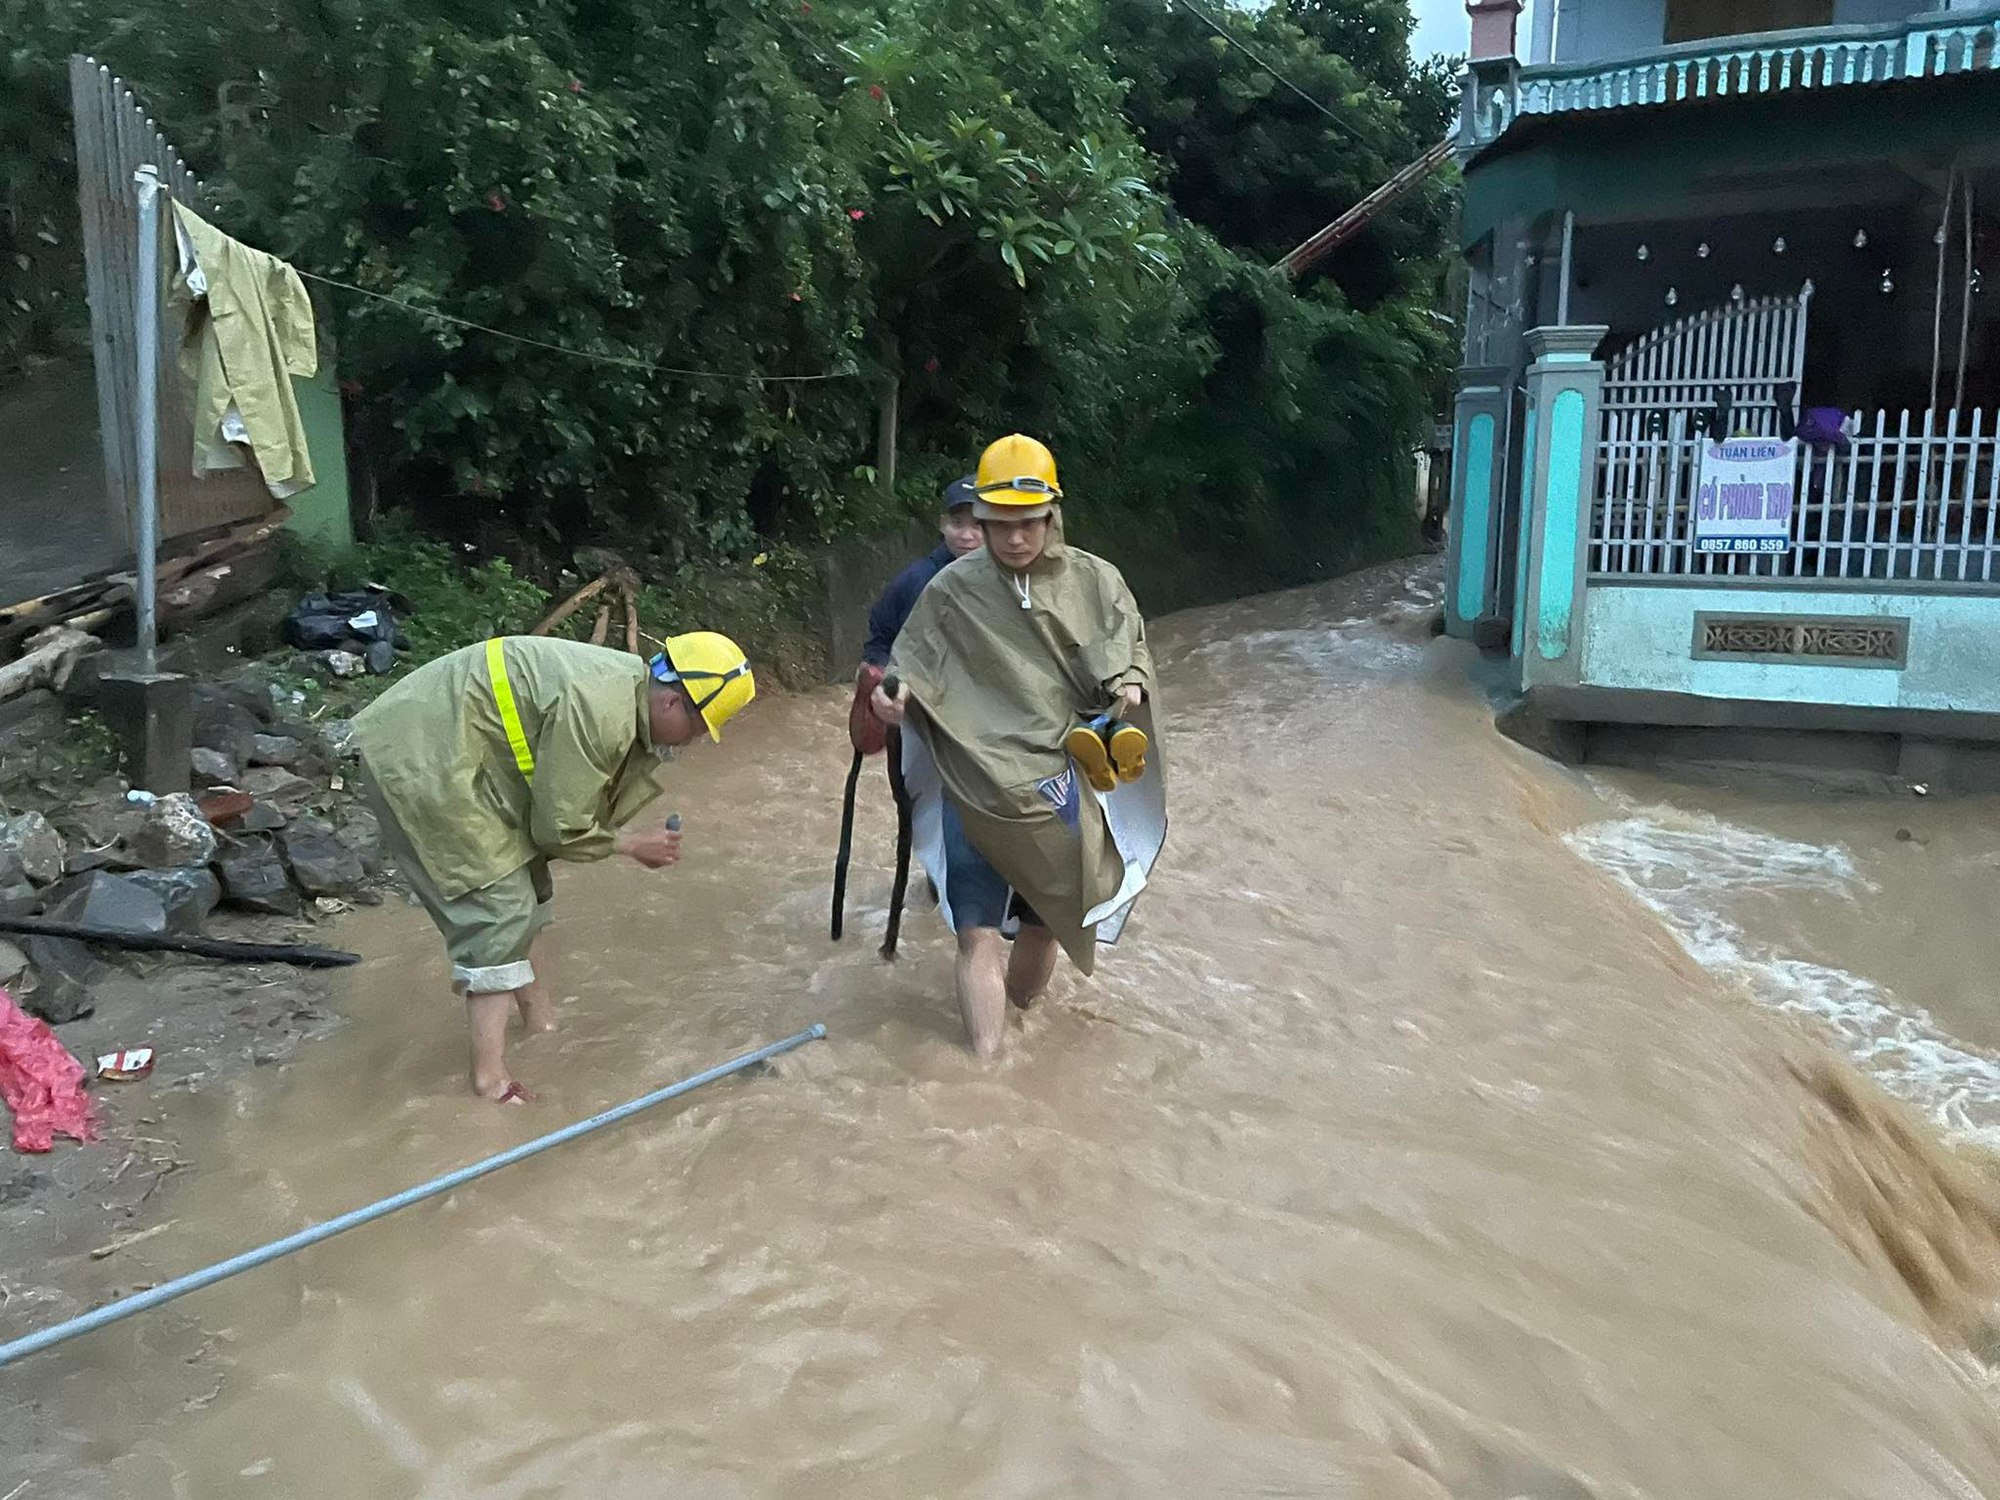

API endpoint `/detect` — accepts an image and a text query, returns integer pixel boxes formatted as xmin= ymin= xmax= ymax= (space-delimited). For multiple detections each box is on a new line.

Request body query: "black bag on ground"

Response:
xmin=281 ymin=589 xmax=404 ymax=658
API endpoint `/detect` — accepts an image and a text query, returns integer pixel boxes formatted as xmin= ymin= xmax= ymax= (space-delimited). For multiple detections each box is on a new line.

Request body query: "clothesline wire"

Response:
xmin=1162 ymin=0 xmax=1372 ymax=149
xmin=293 ymin=267 xmax=863 ymax=385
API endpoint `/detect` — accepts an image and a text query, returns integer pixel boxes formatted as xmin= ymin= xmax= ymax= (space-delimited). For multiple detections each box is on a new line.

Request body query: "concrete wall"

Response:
xmin=1527 ymin=0 xmax=1557 ymax=60
xmin=1833 ymin=0 xmax=1930 ymax=23
xmin=2 ymin=357 xmax=354 ymax=607
xmin=1580 ymin=583 xmax=2000 ymax=712
xmin=817 ymin=521 xmax=935 ymax=681
xmin=0 ymin=357 xmax=125 ymax=604
xmin=1547 ymin=0 xmax=1937 ymax=64
xmin=1555 ymin=0 xmax=1666 ymax=62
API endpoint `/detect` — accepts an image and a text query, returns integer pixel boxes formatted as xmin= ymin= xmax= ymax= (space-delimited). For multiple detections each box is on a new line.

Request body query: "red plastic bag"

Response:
xmin=849 ymin=663 xmax=888 ymax=757
xmin=0 ymin=986 xmax=99 ymax=1153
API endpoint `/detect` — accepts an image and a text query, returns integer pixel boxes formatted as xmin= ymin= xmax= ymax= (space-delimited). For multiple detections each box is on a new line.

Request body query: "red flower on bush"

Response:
xmin=488 ymin=191 xmax=507 ymax=212
xmin=848 ymin=208 xmax=865 ymax=221
xmin=923 ymin=356 xmax=940 ymax=374
xmin=868 ymin=84 xmax=885 ymax=101
xmin=789 ymin=292 xmax=804 ymax=303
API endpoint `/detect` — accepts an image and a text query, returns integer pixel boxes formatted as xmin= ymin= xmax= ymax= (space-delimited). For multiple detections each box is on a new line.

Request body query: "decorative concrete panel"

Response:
xmin=1582 ymin=584 xmax=2000 ymax=712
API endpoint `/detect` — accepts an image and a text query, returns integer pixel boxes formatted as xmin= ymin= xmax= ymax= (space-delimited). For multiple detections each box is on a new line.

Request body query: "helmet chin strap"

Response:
xmin=653 ymin=660 xmax=749 ymax=715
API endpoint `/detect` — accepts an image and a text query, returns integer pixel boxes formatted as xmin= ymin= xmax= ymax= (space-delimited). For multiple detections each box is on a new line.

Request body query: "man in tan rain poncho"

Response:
xmin=354 ymin=632 xmax=755 ymax=1103
xmin=873 ymin=433 xmax=1163 ymax=1058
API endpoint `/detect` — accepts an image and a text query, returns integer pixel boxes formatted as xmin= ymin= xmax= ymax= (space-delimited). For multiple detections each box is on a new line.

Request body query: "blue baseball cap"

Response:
xmin=943 ymin=475 xmax=978 ymax=512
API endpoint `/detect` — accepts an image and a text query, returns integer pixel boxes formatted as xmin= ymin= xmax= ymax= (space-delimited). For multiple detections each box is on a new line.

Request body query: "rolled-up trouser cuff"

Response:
xmin=365 ymin=784 xmax=557 ymax=997
xmin=453 ymin=958 xmax=537 ymax=994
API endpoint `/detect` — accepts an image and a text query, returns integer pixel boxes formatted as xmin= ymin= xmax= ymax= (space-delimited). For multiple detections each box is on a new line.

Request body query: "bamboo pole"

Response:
xmin=532 ymin=574 xmax=611 ymax=636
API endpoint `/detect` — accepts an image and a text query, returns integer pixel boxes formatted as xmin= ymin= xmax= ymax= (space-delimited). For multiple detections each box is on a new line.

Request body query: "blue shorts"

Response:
xmin=941 ymin=801 xmax=1043 ymax=931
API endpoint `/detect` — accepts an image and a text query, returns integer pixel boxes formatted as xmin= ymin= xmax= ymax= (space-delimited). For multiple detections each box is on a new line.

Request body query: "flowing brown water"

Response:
xmin=19 ymin=560 xmax=2000 ymax=1497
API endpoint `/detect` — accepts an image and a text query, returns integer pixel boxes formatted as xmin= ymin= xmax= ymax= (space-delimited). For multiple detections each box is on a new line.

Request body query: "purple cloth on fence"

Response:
xmin=1796 ymin=407 xmax=1849 ymax=449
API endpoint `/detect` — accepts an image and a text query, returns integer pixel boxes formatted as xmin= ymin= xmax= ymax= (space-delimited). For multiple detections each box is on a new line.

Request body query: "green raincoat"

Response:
xmin=352 ymin=637 xmax=666 ymax=899
xmin=890 ymin=512 xmax=1159 ymax=973
xmin=168 ymin=202 xmax=319 ymax=499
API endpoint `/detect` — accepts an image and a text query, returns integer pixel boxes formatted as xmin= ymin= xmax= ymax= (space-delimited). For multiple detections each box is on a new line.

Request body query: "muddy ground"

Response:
xmin=0 ymin=905 xmax=371 ymax=1496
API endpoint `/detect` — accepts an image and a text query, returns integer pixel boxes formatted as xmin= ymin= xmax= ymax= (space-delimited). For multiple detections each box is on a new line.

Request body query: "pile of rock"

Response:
xmin=0 ymin=679 xmax=380 ymax=1023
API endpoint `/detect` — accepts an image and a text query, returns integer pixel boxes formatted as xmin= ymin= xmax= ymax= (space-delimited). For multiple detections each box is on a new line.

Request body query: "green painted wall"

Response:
xmin=1536 ymin=388 xmax=1586 ymax=662
xmin=1454 ymin=411 xmax=1496 ymax=625
xmin=288 ymin=365 xmax=353 ymax=555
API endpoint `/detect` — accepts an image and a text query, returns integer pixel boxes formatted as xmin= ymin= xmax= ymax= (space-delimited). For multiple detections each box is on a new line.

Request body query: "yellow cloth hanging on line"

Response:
xmin=166 ymin=201 xmax=318 ymax=499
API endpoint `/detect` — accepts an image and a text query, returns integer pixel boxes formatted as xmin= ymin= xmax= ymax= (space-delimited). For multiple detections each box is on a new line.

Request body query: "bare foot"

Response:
xmin=471 ymin=1071 xmax=533 ymax=1103
xmin=515 ymin=988 xmax=560 ymax=1035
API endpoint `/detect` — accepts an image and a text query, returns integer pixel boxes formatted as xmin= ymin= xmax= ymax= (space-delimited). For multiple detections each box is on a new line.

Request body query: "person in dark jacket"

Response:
xmin=851 ymin=475 xmax=981 ymax=918
xmin=861 ymin=476 xmax=983 ymax=667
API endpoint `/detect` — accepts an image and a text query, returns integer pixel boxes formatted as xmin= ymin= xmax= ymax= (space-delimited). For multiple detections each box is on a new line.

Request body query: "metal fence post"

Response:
xmin=132 ymin=163 xmax=163 ymax=673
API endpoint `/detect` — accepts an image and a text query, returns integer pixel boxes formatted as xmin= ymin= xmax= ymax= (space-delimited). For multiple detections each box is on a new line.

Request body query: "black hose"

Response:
xmin=879 ymin=673 xmax=913 ymax=960
xmin=830 ymin=747 xmax=864 ymax=941
xmin=0 ymin=915 xmax=360 ymax=967
xmin=881 ymin=729 xmax=913 ymax=960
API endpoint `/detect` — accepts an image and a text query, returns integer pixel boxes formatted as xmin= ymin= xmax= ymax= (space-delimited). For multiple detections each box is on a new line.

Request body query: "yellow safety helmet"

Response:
xmin=650 ymin=630 xmax=756 ymax=741
xmin=972 ymin=433 xmax=1062 ymax=519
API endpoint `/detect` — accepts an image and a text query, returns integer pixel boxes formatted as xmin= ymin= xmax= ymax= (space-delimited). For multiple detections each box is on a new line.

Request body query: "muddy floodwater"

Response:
xmin=11 ymin=559 xmax=2000 ymax=1497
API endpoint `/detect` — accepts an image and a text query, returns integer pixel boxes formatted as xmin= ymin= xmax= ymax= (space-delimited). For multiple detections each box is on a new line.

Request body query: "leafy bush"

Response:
xmin=631 ymin=545 xmax=830 ymax=690
xmin=334 ymin=521 xmax=551 ymax=662
xmin=281 ymin=518 xmax=830 ymax=696
xmin=3 ymin=0 xmax=1457 ymax=599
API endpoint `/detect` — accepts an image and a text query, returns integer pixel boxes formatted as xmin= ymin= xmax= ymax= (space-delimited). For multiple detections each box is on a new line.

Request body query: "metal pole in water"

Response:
xmin=132 ymin=164 xmax=163 ymax=675
xmin=0 ymin=1024 xmax=828 ymax=1370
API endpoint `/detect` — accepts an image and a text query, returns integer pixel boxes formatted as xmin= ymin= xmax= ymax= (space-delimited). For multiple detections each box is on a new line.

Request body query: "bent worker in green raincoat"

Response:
xmin=353 ymin=632 xmax=755 ymax=1102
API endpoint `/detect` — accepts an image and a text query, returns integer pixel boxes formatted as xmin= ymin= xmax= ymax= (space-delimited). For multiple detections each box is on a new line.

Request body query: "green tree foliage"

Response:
xmin=1105 ymin=0 xmax=1452 ymax=299
xmin=1 ymin=0 xmax=1455 ymax=600
xmin=0 ymin=33 xmax=90 ymax=383
xmin=1082 ymin=0 xmax=1456 ymax=588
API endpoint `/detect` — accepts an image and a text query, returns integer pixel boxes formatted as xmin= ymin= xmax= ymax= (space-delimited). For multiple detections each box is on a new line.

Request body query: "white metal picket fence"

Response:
xmin=1591 ymin=407 xmax=2000 ymax=582
xmin=1599 ymin=287 xmax=1811 ymax=441
xmin=1593 ymin=288 xmax=1803 ymax=577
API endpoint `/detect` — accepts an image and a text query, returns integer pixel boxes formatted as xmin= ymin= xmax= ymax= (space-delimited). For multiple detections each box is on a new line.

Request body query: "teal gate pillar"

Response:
xmin=1516 ymin=325 xmax=1606 ymax=689
xmin=1444 ymin=364 xmax=1511 ymax=639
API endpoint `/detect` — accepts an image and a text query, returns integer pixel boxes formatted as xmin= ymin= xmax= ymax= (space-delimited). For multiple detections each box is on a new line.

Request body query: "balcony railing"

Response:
xmin=1463 ymin=7 xmax=2000 ymax=150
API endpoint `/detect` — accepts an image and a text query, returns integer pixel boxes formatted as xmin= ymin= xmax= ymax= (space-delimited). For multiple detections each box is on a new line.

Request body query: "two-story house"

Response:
xmin=1444 ymin=0 xmax=2000 ymax=777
